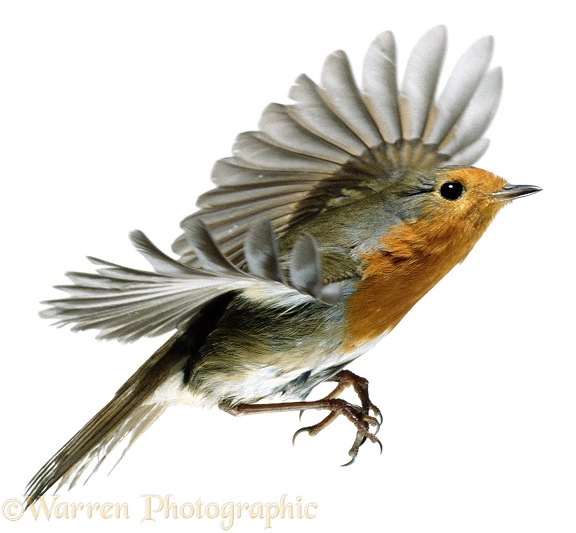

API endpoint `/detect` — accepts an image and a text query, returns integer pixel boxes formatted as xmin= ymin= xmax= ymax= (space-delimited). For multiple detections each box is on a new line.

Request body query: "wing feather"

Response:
xmin=446 ymin=137 xmax=490 ymax=167
xmin=439 ymin=67 xmax=503 ymax=156
xmin=361 ymin=30 xmax=402 ymax=143
xmin=232 ymin=131 xmax=343 ymax=172
xmin=320 ymin=50 xmax=384 ymax=148
xmin=425 ymin=35 xmax=494 ymax=145
xmin=400 ymin=25 xmax=447 ymax=140
xmin=288 ymin=74 xmax=369 ymax=156
xmin=258 ymin=103 xmax=353 ymax=163
xmin=41 ymin=222 xmax=343 ymax=342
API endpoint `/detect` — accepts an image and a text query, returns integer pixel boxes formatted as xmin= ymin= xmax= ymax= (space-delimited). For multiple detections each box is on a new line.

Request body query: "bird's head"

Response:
xmin=371 ymin=166 xmax=541 ymax=261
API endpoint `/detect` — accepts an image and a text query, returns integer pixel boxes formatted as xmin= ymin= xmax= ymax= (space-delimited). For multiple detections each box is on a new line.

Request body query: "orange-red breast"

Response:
xmin=25 ymin=25 xmax=540 ymax=504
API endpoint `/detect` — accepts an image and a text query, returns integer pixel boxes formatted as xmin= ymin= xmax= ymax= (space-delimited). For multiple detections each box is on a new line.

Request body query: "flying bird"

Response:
xmin=25 ymin=25 xmax=541 ymax=505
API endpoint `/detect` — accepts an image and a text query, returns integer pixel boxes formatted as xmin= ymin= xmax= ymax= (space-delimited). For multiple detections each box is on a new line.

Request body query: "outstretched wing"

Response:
xmin=41 ymin=220 xmax=341 ymax=343
xmin=172 ymin=26 xmax=502 ymax=267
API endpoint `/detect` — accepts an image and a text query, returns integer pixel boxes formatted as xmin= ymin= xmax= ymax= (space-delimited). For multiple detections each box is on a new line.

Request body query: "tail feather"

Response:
xmin=24 ymin=331 xmax=189 ymax=506
xmin=60 ymin=404 xmax=167 ymax=492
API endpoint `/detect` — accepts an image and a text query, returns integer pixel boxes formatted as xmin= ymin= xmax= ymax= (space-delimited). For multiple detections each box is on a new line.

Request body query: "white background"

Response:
xmin=1 ymin=1 xmax=574 ymax=531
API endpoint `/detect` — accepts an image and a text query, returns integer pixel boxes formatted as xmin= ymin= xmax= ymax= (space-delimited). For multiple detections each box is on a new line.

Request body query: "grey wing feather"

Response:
xmin=172 ymin=26 xmax=502 ymax=267
xmin=129 ymin=230 xmax=195 ymax=277
xmin=208 ymin=158 xmax=352 ymax=187
xmin=232 ymin=131 xmax=343 ymax=172
xmin=400 ymin=25 xmax=447 ymax=140
xmin=41 ymin=223 xmax=342 ymax=342
xmin=438 ymin=67 xmax=503 ymax=156
xmin=40 ymin=263 xmax=250 ymax=343
xmin=426 ymin=35 xmax=494 ymax=145
xmin=289 ymin=234 xmax=323 ymax=297
xmin=288 ymin=74 xmax=369 ymax=156
xmin=289 ymin=233 xmax=342 ymax=305
xmin=362 ymin=30 xmax=402 ymax=143
xmin=181 ymin=220 xmax=244 ymax=274
xmin=320 ymin=50 xmax=384 ymax=148
xmin=258 ymin=103 xmax=353 ymax=163
xmin=447 ymin=137 xmax=490 ymax=167
xmin=41 ymin=230 xmax=250 ymax=342
xmin=244 ymin=219 xmax=284 ymax=282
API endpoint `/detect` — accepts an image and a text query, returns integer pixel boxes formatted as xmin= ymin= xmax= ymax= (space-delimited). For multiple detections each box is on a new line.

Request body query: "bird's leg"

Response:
xmin=225 ymin=371 xmax=382 ymax=465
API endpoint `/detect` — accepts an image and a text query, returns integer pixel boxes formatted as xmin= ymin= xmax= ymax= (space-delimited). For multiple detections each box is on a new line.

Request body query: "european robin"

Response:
xmin=25 ymin=25 xmax=540 ymax=504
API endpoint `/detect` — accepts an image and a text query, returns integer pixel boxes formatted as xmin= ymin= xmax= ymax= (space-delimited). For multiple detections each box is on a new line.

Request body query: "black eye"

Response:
xmin=440 ymin=181 xmax=464 ymax=201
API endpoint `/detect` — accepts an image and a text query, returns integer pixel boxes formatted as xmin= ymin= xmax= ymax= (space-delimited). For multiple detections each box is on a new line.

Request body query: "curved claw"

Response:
xmin=374 ymin=436 xmax=383 ymax=455
xmin=341 ymin=434 xmax=382 ymax=467
xmin=341 ymin=455 xmax=357 ymax=467
xmin=292 ymin=426 xmax=312 ymax=446
xmin=372 ymin=406 xmax=384 ymax=426
xmin=364 ymin=414 xmax=380 ymax=431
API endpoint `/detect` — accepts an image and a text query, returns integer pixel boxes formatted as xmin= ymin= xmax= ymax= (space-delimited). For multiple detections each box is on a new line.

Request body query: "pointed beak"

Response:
xmin=491 ymin=183 xmax=542 ymax=201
